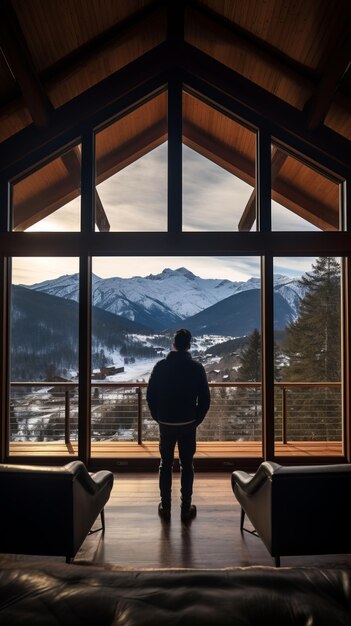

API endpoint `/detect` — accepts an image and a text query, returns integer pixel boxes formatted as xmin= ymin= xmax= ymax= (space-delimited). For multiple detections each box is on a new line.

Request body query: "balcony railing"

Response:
xmin=9 ymin=381 xmax=342 ymax=444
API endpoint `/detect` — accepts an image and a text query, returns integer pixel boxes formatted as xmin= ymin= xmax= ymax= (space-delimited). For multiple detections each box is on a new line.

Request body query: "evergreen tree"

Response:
xmin=236 ymin=328 xmax=261 ymax=382
xmin=282 ymin=257 xmax=341 ymax=441
xmin=283 ymin=257 xmax=341 ymax=382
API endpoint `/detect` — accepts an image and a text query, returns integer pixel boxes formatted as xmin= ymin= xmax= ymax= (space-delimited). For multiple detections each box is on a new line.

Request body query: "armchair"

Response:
xmin=0 ymin=461 xmax=114 ymax=562
xmin=232 ymin=462 xmax=351 ymax=566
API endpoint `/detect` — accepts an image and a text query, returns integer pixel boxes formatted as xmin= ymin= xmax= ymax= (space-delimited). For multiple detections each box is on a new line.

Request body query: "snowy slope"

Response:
xmin=27 ymin=267 xmax=304 ymax=331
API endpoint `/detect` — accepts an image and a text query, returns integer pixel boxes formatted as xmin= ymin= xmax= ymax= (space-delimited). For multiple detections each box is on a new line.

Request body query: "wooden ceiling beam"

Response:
xmin=0 ymin=2 xmax=109 ymax=230
xmin=0 ymin=43 xmax=170 ymax=176
xmin=41 ymin=1 xmax=165 ymax=88
xmin=1 ymin=37 xmax=350 ymax=186
xmin=0 ymin=0 xmax=52 ymax=127
xmin=303 ymin=25 xmax=351 ymax=129
xmin=180 ymin=42 xmax=351 ymax=176
xmin=61 ymin=148 xmax=110 ymax=232
xmin=186 ymin=1 xmax=316 ymax=85
xmin=238 ymin=148 xmax=288 ymax=231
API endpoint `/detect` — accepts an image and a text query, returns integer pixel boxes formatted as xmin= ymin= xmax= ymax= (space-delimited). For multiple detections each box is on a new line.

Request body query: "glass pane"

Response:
xmin=90 ymin=256 xmax=261 ymax=456
xmin=12 ymin=145 xmax=81 ymax=231
xmin=183 ymin=94 xmax=256 ymax=231
xmin=271 ymin=144 xmax=341 ymax=231
xmin=95 ymin=94 xmax=168 ymax=231
xmin=9 ymin=258 xmax=79 ymax=456
xmin=273 ymin=257 xmax=342 ymax=456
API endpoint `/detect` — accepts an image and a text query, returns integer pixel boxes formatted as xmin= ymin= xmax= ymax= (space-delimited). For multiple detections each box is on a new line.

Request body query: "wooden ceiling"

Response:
xmin=1 ymin=0 xmax=350 ymax=231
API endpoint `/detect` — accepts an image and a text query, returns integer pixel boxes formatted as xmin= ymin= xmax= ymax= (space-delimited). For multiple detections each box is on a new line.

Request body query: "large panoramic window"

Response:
xmin=90 ymin=256 xmax=262 ymax=455
xmin=273 ymin=257 xmax=342 ymax=457
xmin=95 ymin=94 xmax=168 ymax=231
xmin=11 ymin=145 xmax=81 ymax=232
xmin=271 ymin=144 xmax=341 ymax=231
xmin=182 ymin=94 xmax=256 ymax=231
xmin=9 ymin=257 xmax=80 ymax=456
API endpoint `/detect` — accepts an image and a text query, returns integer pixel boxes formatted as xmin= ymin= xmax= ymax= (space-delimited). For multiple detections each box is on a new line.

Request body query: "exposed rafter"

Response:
xmin=304 ymin=25 xmax=351 ymax=130
xmin=0 ymin=0 xmax=52 ymax=127
xmin=0 ymin=0 xmax=110 ymax=231
xmin=180 ymin=42 xmax=351 ymax=176
xmin=41 ymin=0 xmax=165 ymax=87
xmin=186 ymin=0 xmax=316 ymax=86
xmin=238 ymin=149 xmax=288 ymax=231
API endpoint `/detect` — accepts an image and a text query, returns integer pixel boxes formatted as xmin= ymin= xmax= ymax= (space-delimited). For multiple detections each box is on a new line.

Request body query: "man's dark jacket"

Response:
xmin=146 ymin=350 xmax=210 ymax=425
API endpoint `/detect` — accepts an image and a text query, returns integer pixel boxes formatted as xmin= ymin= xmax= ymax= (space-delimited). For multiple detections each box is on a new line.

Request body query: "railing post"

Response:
xmin=65 ymin=388 xmax=70 ymax=445
xmin=281 ymin=386 xmax=287 ymax=444
xmin=137 ymin=386 xmax=142 ymax=445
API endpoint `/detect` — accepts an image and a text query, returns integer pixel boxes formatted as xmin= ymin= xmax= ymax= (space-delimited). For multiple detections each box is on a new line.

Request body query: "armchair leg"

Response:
xmin=100 ymin=508 xmax=105 ymax=533
xmin=274 ymin=556 xmax=280 ymax=567
xmin=240 ymin=507 xmax=245 ymax=531
xmin=66 ymin=556 xmax=72 ymax=564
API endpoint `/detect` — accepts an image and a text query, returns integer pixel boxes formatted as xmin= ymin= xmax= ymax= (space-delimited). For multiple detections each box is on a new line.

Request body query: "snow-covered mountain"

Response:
xmin=26 ymin=267 xmax=305 ymax=331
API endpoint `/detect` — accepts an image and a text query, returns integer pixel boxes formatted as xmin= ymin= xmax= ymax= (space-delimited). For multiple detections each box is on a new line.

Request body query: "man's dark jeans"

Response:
xmin=159 ymin=422 xmax=197 ymax=509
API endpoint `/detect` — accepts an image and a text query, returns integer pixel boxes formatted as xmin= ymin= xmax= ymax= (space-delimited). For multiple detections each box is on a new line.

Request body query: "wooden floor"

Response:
xmin=8 ymin=440 xmax=343 ymax=458
xmin=1 ymin=473 xmax=350 ymax=570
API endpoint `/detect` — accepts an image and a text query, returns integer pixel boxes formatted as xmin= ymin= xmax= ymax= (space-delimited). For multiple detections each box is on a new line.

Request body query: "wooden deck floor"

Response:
xmin=1 ymin=473 xmax=350 ymax=570
xmin=8 ymin=440 xmax=343 ymax=458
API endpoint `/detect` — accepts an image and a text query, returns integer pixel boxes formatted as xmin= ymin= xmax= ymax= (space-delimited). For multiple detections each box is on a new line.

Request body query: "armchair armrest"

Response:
xmin=232 ymin=462 xmax=282 ymax=495
xmin=64 ymin=461 xmax=113 ymax=495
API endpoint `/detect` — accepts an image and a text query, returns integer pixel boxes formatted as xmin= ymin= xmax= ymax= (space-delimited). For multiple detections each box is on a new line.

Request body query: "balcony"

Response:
xmin=8 ymin=381 xmax=343 ymax=461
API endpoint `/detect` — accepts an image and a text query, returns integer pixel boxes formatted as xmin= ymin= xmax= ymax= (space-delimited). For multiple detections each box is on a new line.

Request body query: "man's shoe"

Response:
xmin=158 ymin=502 xmax=171 ymax=522
xmin=181 ymin=504 xmax=197 ymax=522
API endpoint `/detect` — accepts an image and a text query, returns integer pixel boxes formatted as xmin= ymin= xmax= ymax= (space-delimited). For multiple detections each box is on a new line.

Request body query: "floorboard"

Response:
xmin=2 ymin=473 xmax=350 ymax=570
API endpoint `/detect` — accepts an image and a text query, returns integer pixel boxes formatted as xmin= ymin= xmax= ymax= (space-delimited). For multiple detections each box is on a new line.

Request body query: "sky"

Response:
xmin=15 ymin=144 xmax=319 ymax=284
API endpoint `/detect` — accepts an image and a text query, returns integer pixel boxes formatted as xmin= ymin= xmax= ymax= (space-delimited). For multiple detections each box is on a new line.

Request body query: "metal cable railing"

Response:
xmin=9 ymin=381 xmax=342 ymax=444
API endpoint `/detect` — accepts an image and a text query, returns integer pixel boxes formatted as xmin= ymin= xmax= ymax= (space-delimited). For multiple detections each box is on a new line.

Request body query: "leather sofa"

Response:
xmin=232 ymin=461 xmax=351 ymax=566
xmin=0 ymin=461 xmax=114 ymax=562
xmin=0 ymin=560 xmax=350 ymax=625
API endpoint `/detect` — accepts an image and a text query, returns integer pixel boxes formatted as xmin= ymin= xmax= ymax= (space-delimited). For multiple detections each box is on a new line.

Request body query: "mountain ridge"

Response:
xmin=24 ymin=267 xmax=304 ymax=331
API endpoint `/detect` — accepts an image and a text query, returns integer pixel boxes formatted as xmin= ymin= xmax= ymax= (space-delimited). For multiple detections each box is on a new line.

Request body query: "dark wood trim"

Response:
xmin=261 ymin=255 xmax=274 ymax=460
xmin=78 ymin=256 xmax=92 ymax=464
xmin=0 ymin=177 xmax=9 ymax=462
xmin=0 ymin=256 xmax=10 ymax=463
xmin=257 ymin=130 xmax=271 ymax=232
xmin=1 ymin=231 xmax=351 ymax=257
xmin=167 ymin=72 xmax=183 ymax=233
xmin=343 ymin=178 xmax=351 ymax=232
xmin=342 ymin=256 xmax=351 ymax=462
xmin=0 ymin=176 xmax=9 ymax=233
xmin=78 ymin=131 xmax=94 ymax=464
xmin=167 ymin=0 xmax=184 ymax=44
xmin=80 ymin=131 xmax=95 ymax=233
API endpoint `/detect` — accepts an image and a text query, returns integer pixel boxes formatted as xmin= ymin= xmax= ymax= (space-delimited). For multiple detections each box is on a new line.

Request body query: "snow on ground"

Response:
xmin=97 ymin=334 xmax=238 ymax=383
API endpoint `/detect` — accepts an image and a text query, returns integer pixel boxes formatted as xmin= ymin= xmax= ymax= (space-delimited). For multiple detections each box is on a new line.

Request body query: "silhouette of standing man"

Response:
xmin=147 ymin=329 xmax=210 ymax=522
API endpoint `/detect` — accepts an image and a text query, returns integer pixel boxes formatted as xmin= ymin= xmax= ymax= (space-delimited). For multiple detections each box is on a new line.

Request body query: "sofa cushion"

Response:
xmin=0 ymin=561 xmax=351 ymax=625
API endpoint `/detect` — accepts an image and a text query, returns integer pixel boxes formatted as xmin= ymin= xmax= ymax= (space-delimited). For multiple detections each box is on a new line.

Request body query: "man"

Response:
xmin=147 ymin=328 xmax=210 ymax=522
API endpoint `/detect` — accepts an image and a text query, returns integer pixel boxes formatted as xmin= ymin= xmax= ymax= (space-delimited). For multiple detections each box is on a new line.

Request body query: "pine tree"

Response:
xmin=283 ymin=257 xmax=341 ymax=382
xmin=236 ymin=328 xmax=261 ymax=382
xmin=282 ymin=257 xmax=341 ymax=441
